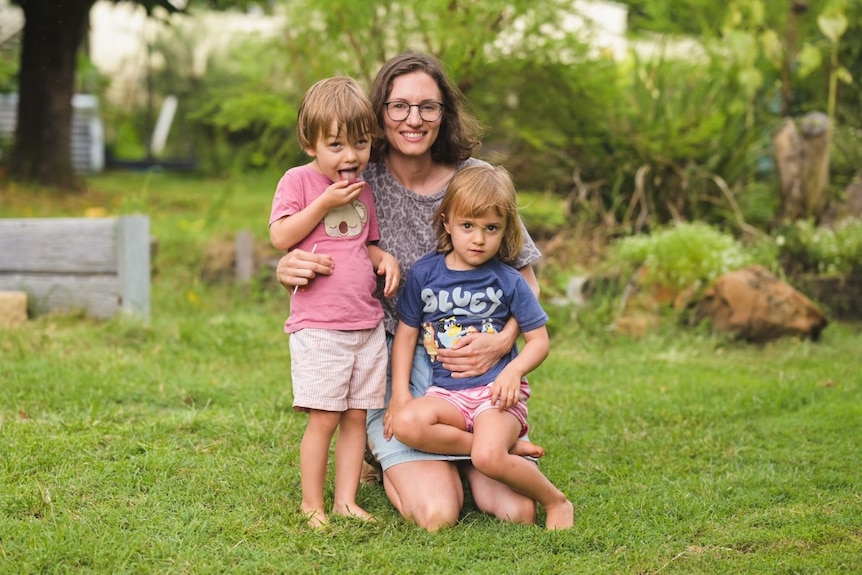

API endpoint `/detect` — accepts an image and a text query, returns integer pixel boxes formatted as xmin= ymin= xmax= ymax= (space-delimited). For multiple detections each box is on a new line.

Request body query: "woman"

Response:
xmin=276 ymin=52 xmax=544 ymax=531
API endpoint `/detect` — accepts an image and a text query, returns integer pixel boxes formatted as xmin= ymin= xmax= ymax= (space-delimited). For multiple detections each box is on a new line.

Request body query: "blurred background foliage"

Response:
xmin=0 ymin=0 xmax=859 ymax=285
xmin=111 ymin=0 xmax=858 ymax=226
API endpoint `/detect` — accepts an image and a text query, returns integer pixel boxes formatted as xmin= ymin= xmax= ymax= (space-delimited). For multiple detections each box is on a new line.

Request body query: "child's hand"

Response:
xmin=321 ymin=180 xmax=366 ymax=210
xmin=376 ymin=252 xmax=400 ymax=297
xmin=490 ymin=369 xmax=522 ymax=411
xmin=383 ymin=392 xmax=410 ymax=441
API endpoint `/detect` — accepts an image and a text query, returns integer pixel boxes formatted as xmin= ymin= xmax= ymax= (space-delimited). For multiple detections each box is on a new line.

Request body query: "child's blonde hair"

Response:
xmin=433 ymin=164 xmax=524 ymax=263
xmin=296 ymin=76 xmax=380 ymax=150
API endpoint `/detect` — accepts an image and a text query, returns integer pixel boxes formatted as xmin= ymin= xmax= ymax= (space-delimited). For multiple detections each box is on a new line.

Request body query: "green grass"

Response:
xmin=1 ymin=171 xmax=861 ymax=574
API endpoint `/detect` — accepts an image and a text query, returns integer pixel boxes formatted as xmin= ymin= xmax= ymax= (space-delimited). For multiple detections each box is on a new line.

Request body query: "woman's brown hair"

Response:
xmin=369 ymin=52 xmax=482 ymax=164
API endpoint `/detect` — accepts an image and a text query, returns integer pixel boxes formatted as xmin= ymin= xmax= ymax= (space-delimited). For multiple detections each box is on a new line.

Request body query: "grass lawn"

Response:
xmin=1 ymin=171 xmax=860 ymax=574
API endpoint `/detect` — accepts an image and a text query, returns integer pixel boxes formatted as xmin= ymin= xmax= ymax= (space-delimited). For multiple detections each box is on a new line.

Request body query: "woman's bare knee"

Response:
xmin=409 ymin=499 xmax=460 ymax=531
xmin=490 ymin=495 xmax=536 ymax=524
xmin=383 ymin=460 xmax=463 ymax=531
xmin=463 ymin=463 xmax=536 ymax=525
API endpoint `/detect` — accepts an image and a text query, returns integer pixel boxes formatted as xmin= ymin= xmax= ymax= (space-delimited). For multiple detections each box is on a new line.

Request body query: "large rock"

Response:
xmin=693 ymin=265 xmax=828 ymax=342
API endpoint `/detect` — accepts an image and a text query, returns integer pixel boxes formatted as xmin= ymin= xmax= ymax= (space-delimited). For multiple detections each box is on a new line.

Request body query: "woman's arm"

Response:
xmin=519 ymin=264 xmax=541 ymax=298
xmin=436 ymin=264 xmax=539 ymax=378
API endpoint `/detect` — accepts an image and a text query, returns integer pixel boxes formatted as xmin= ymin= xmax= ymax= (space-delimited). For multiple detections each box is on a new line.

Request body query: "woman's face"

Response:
xmin=383 ymin=71 xmax=443 ymax=159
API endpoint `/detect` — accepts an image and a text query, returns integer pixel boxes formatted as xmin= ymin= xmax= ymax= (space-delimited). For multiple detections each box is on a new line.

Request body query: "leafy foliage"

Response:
xmin=779 ymin=218 xmax=862 ymax=276
xmin=90 ymin=0 xmax=861 ymax=235
xmin=607 ymin=222 xmax=771 ymax=291
xmin=171 ymin=0 xmax=584 ymax=173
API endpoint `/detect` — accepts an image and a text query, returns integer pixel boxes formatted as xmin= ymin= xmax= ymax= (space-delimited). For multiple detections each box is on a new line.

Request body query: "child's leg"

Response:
xmin=392 ymin=395 xmax=471 ymax=454
xmin=332 ymin=408 xmax=375 ymax=520
xmin=394 ymin=391 xmax=544 ymax=458
xmin=471 ymin=410 xmax=574 ymax=530
xmin=300 ymin=409 xmax=340 ymax=527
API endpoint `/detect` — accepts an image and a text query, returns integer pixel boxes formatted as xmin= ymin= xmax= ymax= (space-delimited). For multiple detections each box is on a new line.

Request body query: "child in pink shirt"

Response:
xmin=269 ymin=76 xmax=399 ymax=528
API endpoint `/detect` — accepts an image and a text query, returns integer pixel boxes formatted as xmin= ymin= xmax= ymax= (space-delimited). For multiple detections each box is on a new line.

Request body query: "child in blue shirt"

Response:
xmin=385 ymin=164 xmax=573 ymax=530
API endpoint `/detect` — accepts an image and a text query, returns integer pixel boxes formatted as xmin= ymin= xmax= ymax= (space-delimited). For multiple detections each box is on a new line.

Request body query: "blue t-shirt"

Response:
xmin=397 ymin=252 xmax=549 ymax=391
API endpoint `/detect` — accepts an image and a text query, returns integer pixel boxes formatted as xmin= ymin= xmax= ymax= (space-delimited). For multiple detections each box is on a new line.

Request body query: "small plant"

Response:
xmin=779 ymin=218 xmax=862 ymax=276
xmin=608 ymin=221 xmax=766 ymax=292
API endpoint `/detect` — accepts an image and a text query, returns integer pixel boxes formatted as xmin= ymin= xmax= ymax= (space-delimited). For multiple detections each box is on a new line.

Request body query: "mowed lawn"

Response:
xmin=1 ymin=172 xmax=860 ymax=574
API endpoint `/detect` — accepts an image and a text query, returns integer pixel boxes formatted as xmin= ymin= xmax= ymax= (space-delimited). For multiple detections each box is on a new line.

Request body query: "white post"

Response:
xmin=117 ymin=215 xmax=151 ymax=321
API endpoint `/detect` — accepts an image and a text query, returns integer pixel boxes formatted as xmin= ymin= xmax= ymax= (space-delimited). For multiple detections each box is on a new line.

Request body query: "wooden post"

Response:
xmin=799 ymin=111 xmax=830 ymax=221
xmin=235 ymin=230 xmax=254 ymax=284
xmin=117 ymin=215 xmax=151 ymax=321
xmin=774 ymin=119 xmax=803 ymax=220
xmin=773 ymin=111 xmax=830 ymax=223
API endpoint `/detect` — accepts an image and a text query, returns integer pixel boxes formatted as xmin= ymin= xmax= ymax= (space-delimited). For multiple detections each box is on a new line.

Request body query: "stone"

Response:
xmin=692 ymin=265 xmax=828 ymax=342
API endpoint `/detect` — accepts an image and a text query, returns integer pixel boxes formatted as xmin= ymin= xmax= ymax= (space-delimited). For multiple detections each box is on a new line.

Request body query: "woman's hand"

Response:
xmin=276 ymin=248 xmax=333 ymax=292
xmin=436 ymin=328 xmax=517 ymax=378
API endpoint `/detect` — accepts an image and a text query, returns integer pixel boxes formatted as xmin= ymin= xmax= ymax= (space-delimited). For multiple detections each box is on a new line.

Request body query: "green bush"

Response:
xmin=87 ymin=0 xmax=859 ymax=237
xmin=607 ymin=221 xmax=769 ymax=291
xmin=779 ymin=218 xmax=862 ymax=276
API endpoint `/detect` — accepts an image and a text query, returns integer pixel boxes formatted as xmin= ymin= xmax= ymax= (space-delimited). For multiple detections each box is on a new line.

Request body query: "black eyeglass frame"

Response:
xmin=383 ymin=100 xmax=445 ymax=122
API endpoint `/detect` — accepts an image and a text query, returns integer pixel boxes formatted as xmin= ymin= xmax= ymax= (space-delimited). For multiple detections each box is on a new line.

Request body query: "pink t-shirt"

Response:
xmin=270 ymin=165 xmax=383 ymax=333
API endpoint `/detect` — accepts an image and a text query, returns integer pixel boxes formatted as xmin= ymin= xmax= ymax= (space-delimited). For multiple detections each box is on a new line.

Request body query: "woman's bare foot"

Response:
xmin=301 ymin=504 xmax=328 ymax=529
xmin=509 ymin=439 xmax=545 ymax=458
xmin=333 ymin=502 xmax=376 ymax=522
xmin=544 ymin=499 xmax=574 ymax=530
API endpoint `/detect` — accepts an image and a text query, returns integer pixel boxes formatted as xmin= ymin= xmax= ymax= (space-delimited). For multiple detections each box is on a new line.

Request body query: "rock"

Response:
xmin=693 ymin=265 xmax=828 ymax=342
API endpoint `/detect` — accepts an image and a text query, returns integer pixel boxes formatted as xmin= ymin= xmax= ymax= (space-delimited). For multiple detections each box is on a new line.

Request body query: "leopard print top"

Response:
xmin=364 ymin=158 xmax=542 ymax=334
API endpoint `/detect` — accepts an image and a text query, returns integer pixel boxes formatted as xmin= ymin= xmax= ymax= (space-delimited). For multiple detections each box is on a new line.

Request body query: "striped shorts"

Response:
xmin=425 ymin=380 xmax=531 ymax=438
xmin=289 ymin=324 xmax=387 ymax=412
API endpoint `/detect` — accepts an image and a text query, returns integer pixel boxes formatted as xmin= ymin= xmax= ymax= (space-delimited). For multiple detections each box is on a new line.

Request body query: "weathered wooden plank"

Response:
xmin=0 ymin=273 xmax=121 ymax=319
xmin=0 ymin=218 xmax=117 ymax=273
xmin=0 ymin=216 xmax=150 ymax=321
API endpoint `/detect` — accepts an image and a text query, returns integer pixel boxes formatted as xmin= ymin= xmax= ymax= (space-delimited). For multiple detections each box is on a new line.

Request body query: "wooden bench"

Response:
xmin=0 ymin=216 xmax=150 ymax=321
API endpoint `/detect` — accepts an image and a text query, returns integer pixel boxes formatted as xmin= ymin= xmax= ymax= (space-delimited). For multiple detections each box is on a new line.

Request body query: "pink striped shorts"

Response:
xmin=425 ymin=380 xmax=531 ymax=438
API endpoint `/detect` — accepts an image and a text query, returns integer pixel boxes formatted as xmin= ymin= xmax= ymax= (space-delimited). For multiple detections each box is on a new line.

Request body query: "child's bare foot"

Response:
xmin=301 ymin=504 xmax=328 ymax=529
xmin=333 ymin=502 xmax=376 ymax=522
xmin=545 ymin=499 xmax=574 ymax=530
xmin=510 ymin=439 xmax=545 ymax=458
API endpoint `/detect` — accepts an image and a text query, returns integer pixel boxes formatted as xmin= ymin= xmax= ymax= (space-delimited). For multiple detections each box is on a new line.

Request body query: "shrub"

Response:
xmin=779 ymin=218 xmax=862 ymax=276
xmin=607 ymin=221 xmax=766 ymax=291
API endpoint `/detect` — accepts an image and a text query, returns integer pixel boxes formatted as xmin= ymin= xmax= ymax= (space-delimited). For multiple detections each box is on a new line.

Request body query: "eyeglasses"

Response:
xmin=383 ymin=100 xmax=444 ymax=122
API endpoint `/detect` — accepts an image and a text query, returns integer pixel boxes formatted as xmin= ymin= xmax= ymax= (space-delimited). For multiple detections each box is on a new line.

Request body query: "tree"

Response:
xmin=192 ymin=0 xmax=588 ymax=173
xmin=7 ymin=0 xmax=182 ymax=191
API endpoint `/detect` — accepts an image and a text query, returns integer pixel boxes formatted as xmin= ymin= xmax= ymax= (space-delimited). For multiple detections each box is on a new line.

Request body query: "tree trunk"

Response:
xmin=774 ymin=119 xmax=804 ymax=220
xmin=773 ymin=111 xmax=831 ymax=223
xmin=8 ymin=0 xmax=95 ymax=191
xmin=780 ymin=0 xmax=808 ymax=116
xmin=798 ymin=111 xmax=830 ymax=220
